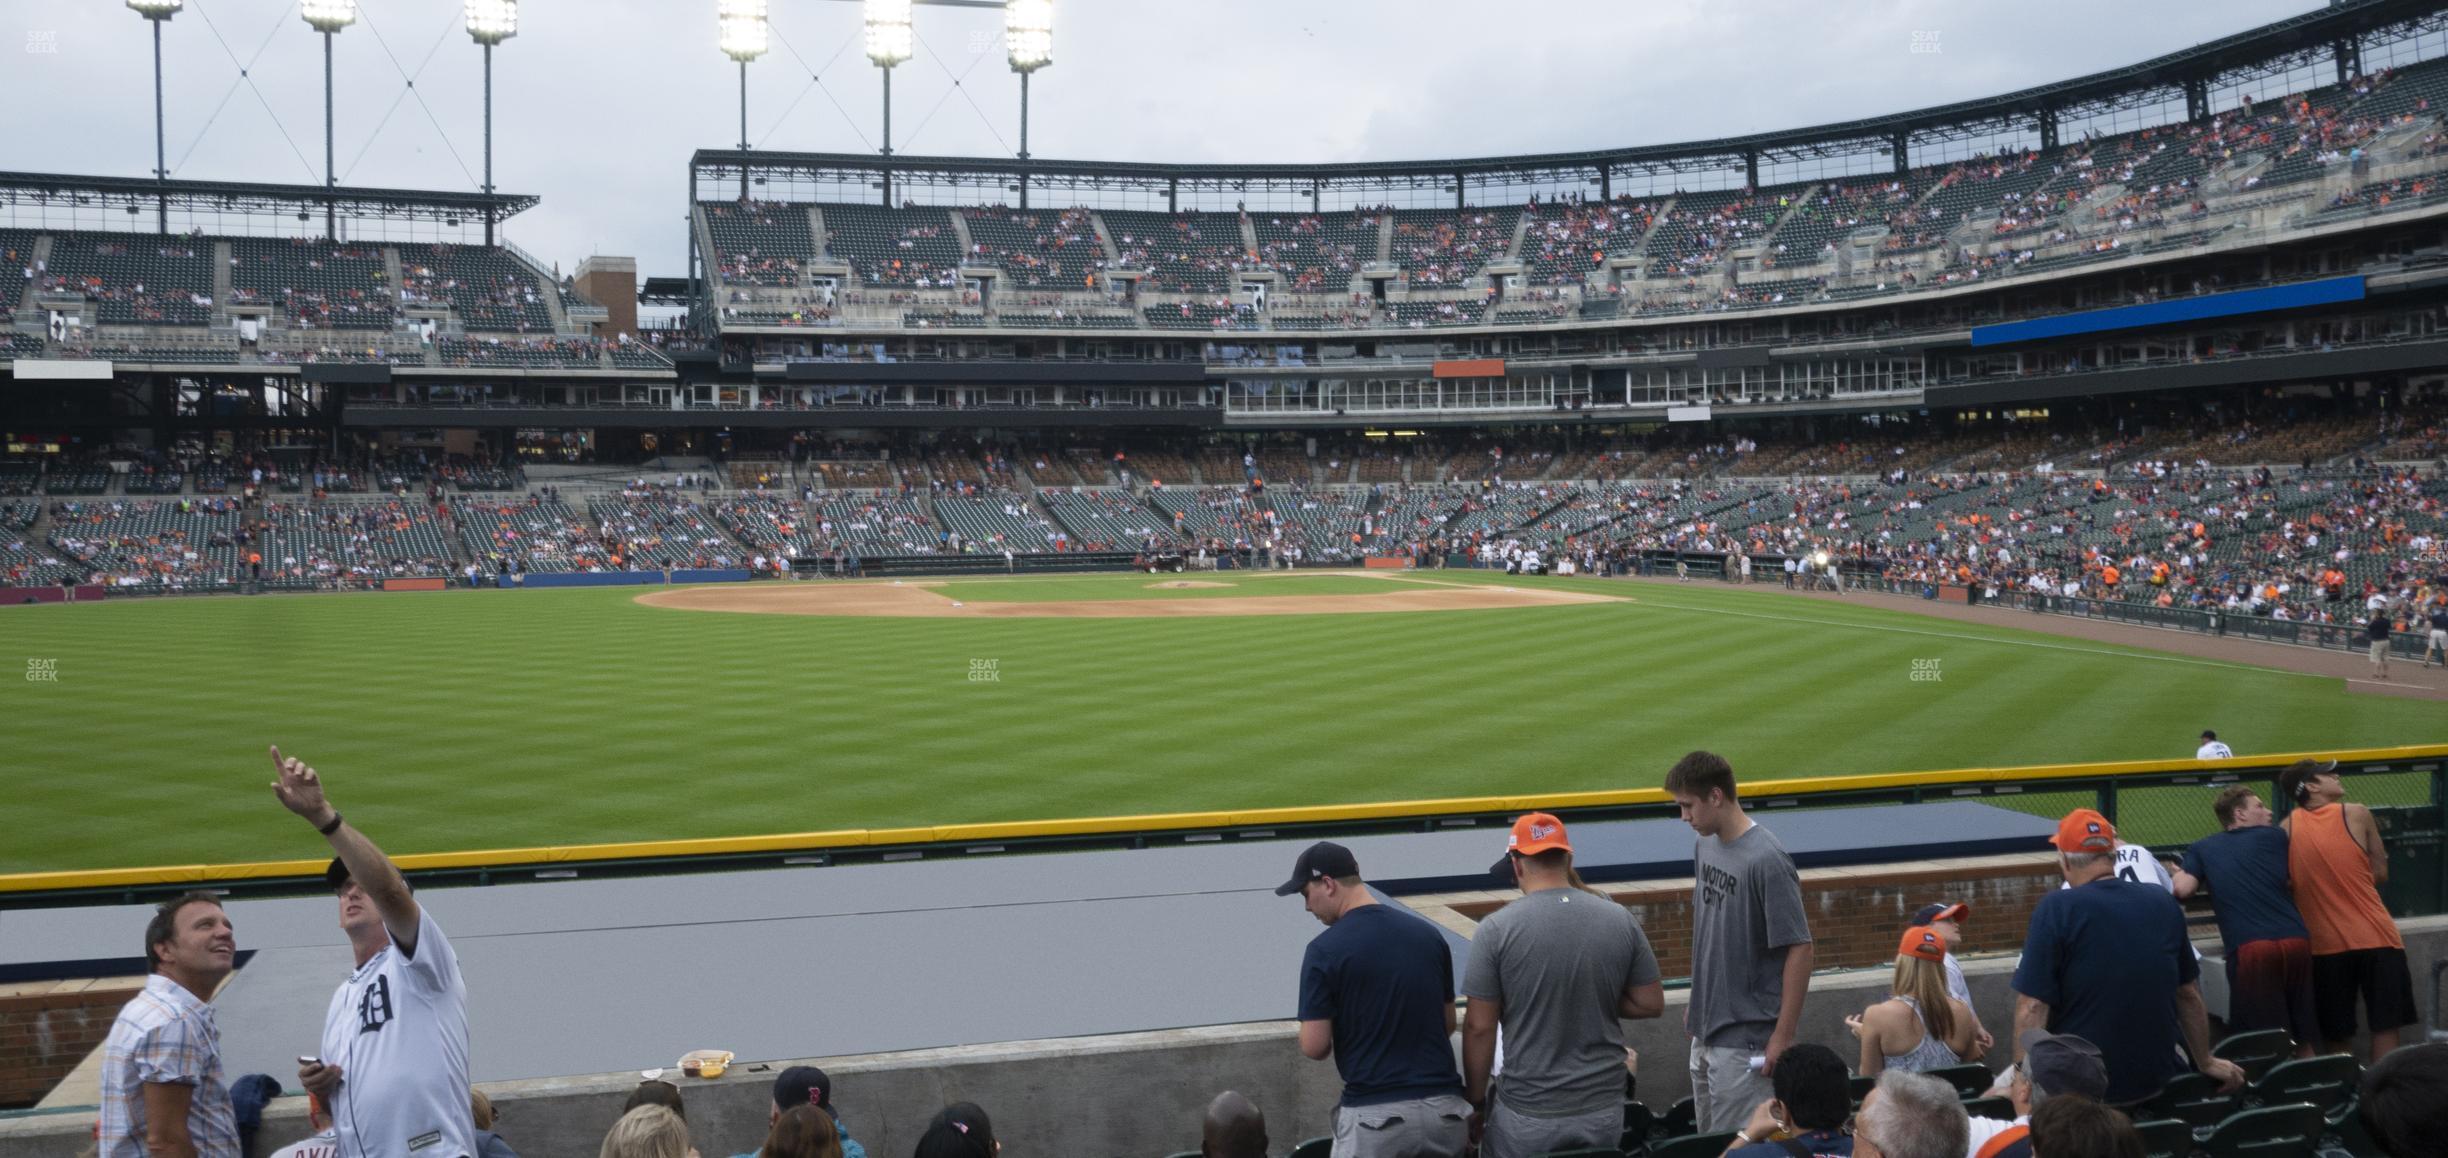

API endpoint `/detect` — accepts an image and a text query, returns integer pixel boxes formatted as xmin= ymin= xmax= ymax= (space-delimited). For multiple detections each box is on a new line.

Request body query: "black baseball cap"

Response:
xmin=324 ymin=858 xmax=413 ymax=894
xmin=773 ymin=1065 xmax=833 ymax=1111
xmin=1274 ymin=841 xmax=1359 ymax=896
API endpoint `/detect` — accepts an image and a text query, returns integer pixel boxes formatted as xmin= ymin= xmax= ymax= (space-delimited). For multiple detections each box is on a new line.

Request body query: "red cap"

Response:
xmin=1899 ymin=925 xmax=1948 ymax=963
xmin=1508 ymin=812 xmax=1572 ymax=856
xmin=2053 ymin=809 xmax=2116 ymax=853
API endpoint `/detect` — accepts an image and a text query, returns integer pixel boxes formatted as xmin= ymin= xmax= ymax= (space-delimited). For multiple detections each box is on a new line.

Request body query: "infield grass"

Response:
xmin=3 ymin=571 xmax=2442 ymax=873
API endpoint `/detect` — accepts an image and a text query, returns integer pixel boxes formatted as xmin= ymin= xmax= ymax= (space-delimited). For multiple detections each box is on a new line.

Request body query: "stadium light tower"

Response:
xmin=1006 ymin=0 xmax=1052 ymax=163
xmin=301 ymin=0 xmax=358 ymax=239
xmin=865 ymin=0 xmax=915 ymax=161
xmin=465 ymin=1 xmax=517 ymax=247
xmin=126 ymin=0 xmax=182 ymax=235
xmin=718 ymin=0 xmax=769 ymax=201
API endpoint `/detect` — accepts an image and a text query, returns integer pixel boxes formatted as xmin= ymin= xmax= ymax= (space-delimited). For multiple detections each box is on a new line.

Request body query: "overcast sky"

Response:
xmin=2 ymin=0 xmax=2322 ymax=279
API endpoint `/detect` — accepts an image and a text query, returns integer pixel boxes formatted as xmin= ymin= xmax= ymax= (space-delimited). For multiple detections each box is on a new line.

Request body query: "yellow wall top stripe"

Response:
xmin=5 ymin=743 xmax=2440 ymax=895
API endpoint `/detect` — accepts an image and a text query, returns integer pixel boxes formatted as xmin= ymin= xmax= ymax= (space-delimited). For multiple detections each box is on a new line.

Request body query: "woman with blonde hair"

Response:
xmin=1847 ymin=925 xmax=1982 ymax=1075
xmin=601 ymin=1104 xmax=698 ymax=1158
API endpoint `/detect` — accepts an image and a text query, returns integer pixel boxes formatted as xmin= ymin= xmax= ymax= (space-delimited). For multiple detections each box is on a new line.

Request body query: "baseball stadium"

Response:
xmin=7 ymin=2 xmax=2448 ymax=1157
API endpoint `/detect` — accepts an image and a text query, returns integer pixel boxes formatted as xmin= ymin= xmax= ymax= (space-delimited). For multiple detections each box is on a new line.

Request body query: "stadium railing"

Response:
xmin=4 ymin=745 xmax=2439 ymax=918
xmin=1981 ymin=589 xmax=2434 ymax=658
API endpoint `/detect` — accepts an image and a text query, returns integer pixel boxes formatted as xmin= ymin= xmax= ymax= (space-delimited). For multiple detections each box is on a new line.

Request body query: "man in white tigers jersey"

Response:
xmin=273 ymin=747 xmax=473 ymax=1158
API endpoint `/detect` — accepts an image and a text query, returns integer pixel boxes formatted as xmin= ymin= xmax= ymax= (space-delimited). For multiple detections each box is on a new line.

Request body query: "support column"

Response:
xmin=1744 ymin=149 xmax=1759 ymax=190
xmin=1891 ymin=130 xmax=1910 ymax=175
xmin=2039 ymin=108 xmax=2059 ymax=152
xmin=323 ymin=30 xmax=337 ymax=239
xmin=2185 ymin=78 xmax=2209 ymax=123
xmin=483 ymin=42 xmax=496 ymax=246
xmin=153 ymin=20 xmax=168 ymax=234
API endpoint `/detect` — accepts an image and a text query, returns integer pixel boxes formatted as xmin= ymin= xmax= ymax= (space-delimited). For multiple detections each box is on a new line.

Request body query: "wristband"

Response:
xmin=316 ymin=812 xmax=344 ymax=836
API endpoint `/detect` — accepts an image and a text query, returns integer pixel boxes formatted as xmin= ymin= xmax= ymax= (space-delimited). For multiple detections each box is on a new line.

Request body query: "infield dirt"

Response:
xmin=636 ymin=574 xmax=1621 ymax=618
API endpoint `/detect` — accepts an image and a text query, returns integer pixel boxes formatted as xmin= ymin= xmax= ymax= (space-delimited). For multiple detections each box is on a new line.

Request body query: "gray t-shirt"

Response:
xmin=1689 ymin=823 xmax=1812 ymax=1049
xmin=1462 ymin=887 xmax=1662 ymax=1117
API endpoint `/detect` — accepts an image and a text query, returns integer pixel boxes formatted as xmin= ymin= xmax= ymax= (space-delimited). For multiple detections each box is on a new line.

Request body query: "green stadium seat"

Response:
xmin=2245 ymin=1055 xmax=2358 ymax=1118
xmin=1655 ymin=1097 xmax=1696 ymax=1139
xmin=2130 ymin=1117 xmax=2192 ymax=1158
xmin=1289 ymin=1137 xmax=1330 ymax=1158
xmin=1847 ymin=1074 xmax=1878 ymax=1107
xmin=2140 ymin=1070 xmax=2241 ymax=1129
xmin=1928 ymin=1062 xmax=1994 ymax=1097
xmin=1960 ymin=1095 xmax=2013 ymax=1120
xmin=1639 ymin=1134 xmax=1733 ymax=1158
xmin=2212 ymin=1029 xmax=2295 ymax=1083
xmin=2194 ymin=1102 xmax=2323 ymax=1157
xmin=1619 ymin=1099 xmax=1650 ymax=1152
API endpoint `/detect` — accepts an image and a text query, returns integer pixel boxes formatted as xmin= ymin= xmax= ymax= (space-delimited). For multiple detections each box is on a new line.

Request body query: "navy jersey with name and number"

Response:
xmin=319 ymin=908 xmax=472 ymax=1158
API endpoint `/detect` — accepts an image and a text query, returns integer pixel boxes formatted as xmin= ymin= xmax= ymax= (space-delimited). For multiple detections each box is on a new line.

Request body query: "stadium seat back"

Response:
xmin=2142 ymin=1070 xmax=2241 ymax=1128
xmin=2195 ymin=1102 xmax=2325 ymax=1157
xmin=1928 ymin=1062 xmax=1994 ymax=1097
xmin=1637 ymin=1135 xmax=1732 ymax=1158
xmin=2212 ymin=1029 xmax=2295 ymax=1082
xmin=2130 ymin=1117 xmax=2192 ymax=1158
xmin=2245 ymin=1055 xmax=2358 ymax=1116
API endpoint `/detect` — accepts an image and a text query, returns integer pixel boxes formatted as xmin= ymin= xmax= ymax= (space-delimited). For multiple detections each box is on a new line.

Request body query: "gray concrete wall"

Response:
xmin=12 ymin=917 xmax=2443 ymax=1158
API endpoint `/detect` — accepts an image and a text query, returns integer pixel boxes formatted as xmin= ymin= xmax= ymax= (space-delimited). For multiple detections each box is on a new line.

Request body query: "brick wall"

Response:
xmin=0 ymin=980 xmax=140 ymax=1109
xmin=1441 ymin=852 xmax=2064 ymax=977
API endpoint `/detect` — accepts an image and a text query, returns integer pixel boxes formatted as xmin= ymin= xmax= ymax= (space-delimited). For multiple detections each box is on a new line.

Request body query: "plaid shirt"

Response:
xmin=99 ymin=973 xmax=240 ymax=1158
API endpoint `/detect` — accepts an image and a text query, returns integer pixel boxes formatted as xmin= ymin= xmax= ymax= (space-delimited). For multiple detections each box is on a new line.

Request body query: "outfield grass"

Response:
xmin=2 ymin=572 xmax=2442 ymax=873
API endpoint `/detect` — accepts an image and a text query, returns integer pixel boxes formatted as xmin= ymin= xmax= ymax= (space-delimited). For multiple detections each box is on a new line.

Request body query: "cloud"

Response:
xmin=0 ymin=0 xmax=2324 ymax=278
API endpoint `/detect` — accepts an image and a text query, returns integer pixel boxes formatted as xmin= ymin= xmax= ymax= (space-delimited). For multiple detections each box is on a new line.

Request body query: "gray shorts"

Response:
xmin=1330 ymin=1094 xmax=1472 ymax=1158
xmin=1478 ymin=1096 xmax=1618 ymax=1158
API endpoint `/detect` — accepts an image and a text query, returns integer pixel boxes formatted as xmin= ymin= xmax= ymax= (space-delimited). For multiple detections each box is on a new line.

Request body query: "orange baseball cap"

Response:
xmin=1899 ymin=925 xmax=1948 ymax=963
xmin=2053 ymin=809 xmax=2116 ymax=853
xmin=1508 ymin=812 xmax=1572 ymax=856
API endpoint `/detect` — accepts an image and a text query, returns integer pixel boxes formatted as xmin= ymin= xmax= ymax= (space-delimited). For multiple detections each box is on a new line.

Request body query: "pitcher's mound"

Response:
xmin=1147 ymin=580 xmax=1234 ymax=590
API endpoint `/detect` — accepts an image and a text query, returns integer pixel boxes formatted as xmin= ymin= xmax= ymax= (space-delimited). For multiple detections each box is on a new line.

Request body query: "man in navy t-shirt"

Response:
xmin=2173 ymin=786 xmax=2317 ymax=1051
xmin=1280 ymin=842 xmax=1470 ymax=1158
xmin=2012 ymin=810 xmax=2244 ymax=1105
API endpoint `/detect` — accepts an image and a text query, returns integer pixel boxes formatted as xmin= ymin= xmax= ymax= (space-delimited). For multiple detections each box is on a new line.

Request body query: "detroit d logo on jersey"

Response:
xmin=357 ymin=975 xmax=395 ymax=1034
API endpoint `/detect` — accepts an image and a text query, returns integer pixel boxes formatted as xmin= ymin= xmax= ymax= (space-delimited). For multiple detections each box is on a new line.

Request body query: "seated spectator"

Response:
xmin=762 ymin=1106 xmax=843 ymax=1158
xmin=1201 ymin=1092 xmax=1266 ymax=1158
xmin=913 ymin=1103 xmax=998 ymax=1158
xmin=2023 ymin=1098 xmax=2142 ymax=1158
xmin=602 ymin=1104 xmax=697 ymax=1158
xmin=1850 ymin=1071 xmax=1965 ymax=1158
xmin=728 ymin=1067 xmax=865 ymax=1158
xmin=624 ymin=1078 xmax=686 ymax=1120
xmin=1724 ymin=1043 xmax=1852 ymax=1155
xmin=1849 ymin=926 xmax=1981 ymax=1075
xmin=473 ymin=1088 xmax=518 ymax=1158
xmin=2359 ymin=1043 xmax=2448 ymax=1157
xmin=1965 ymin=1030 xmax=2107 ymax=1158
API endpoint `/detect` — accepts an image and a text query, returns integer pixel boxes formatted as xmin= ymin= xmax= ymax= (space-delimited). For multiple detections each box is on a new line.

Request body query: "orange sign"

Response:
xmin=1432 ymin=358 xmax=1505 ymax=379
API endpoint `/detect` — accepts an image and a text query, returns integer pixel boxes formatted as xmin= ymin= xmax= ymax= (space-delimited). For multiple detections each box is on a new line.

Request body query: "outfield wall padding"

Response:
xmin=668 ymin=569 xmax=753 ymax=584
xmin=517 ymin=571 xmax=664 ymax=589
xmin=0 ymin=587 xmax=67 ymax=605
xmin=382 ymin=577 xmax=447 ymax=592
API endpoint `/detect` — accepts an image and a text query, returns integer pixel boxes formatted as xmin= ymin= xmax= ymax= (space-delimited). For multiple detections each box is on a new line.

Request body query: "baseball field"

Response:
xmin=3 ymin=569 xmax=2442 ymax=875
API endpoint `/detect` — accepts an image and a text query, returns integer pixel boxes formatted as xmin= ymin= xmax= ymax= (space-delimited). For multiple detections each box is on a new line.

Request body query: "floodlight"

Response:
xmin=301 ymin=0 xmax=357 ymax=34
xmin=465 ymin=0 xmax=517 ymax=46
xmin=126 ymin=0 xmax=183 ymax=19
xmin=865 ymin=0 xmax=913 ymax=67
xmin=1005 ymin=0 xmax=1053 ymax=72
xmin=718 ymin=0 xmax=768 ymax=63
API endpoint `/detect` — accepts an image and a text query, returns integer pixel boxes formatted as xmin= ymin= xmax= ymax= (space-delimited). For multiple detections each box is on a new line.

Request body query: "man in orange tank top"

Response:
xmin=2277 ymin=758 xmax=2416 ymax=1059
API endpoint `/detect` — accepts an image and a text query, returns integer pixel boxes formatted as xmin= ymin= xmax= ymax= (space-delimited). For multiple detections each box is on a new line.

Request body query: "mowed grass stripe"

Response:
xmin=2 ymin=577 xmax=2442 ymax=873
